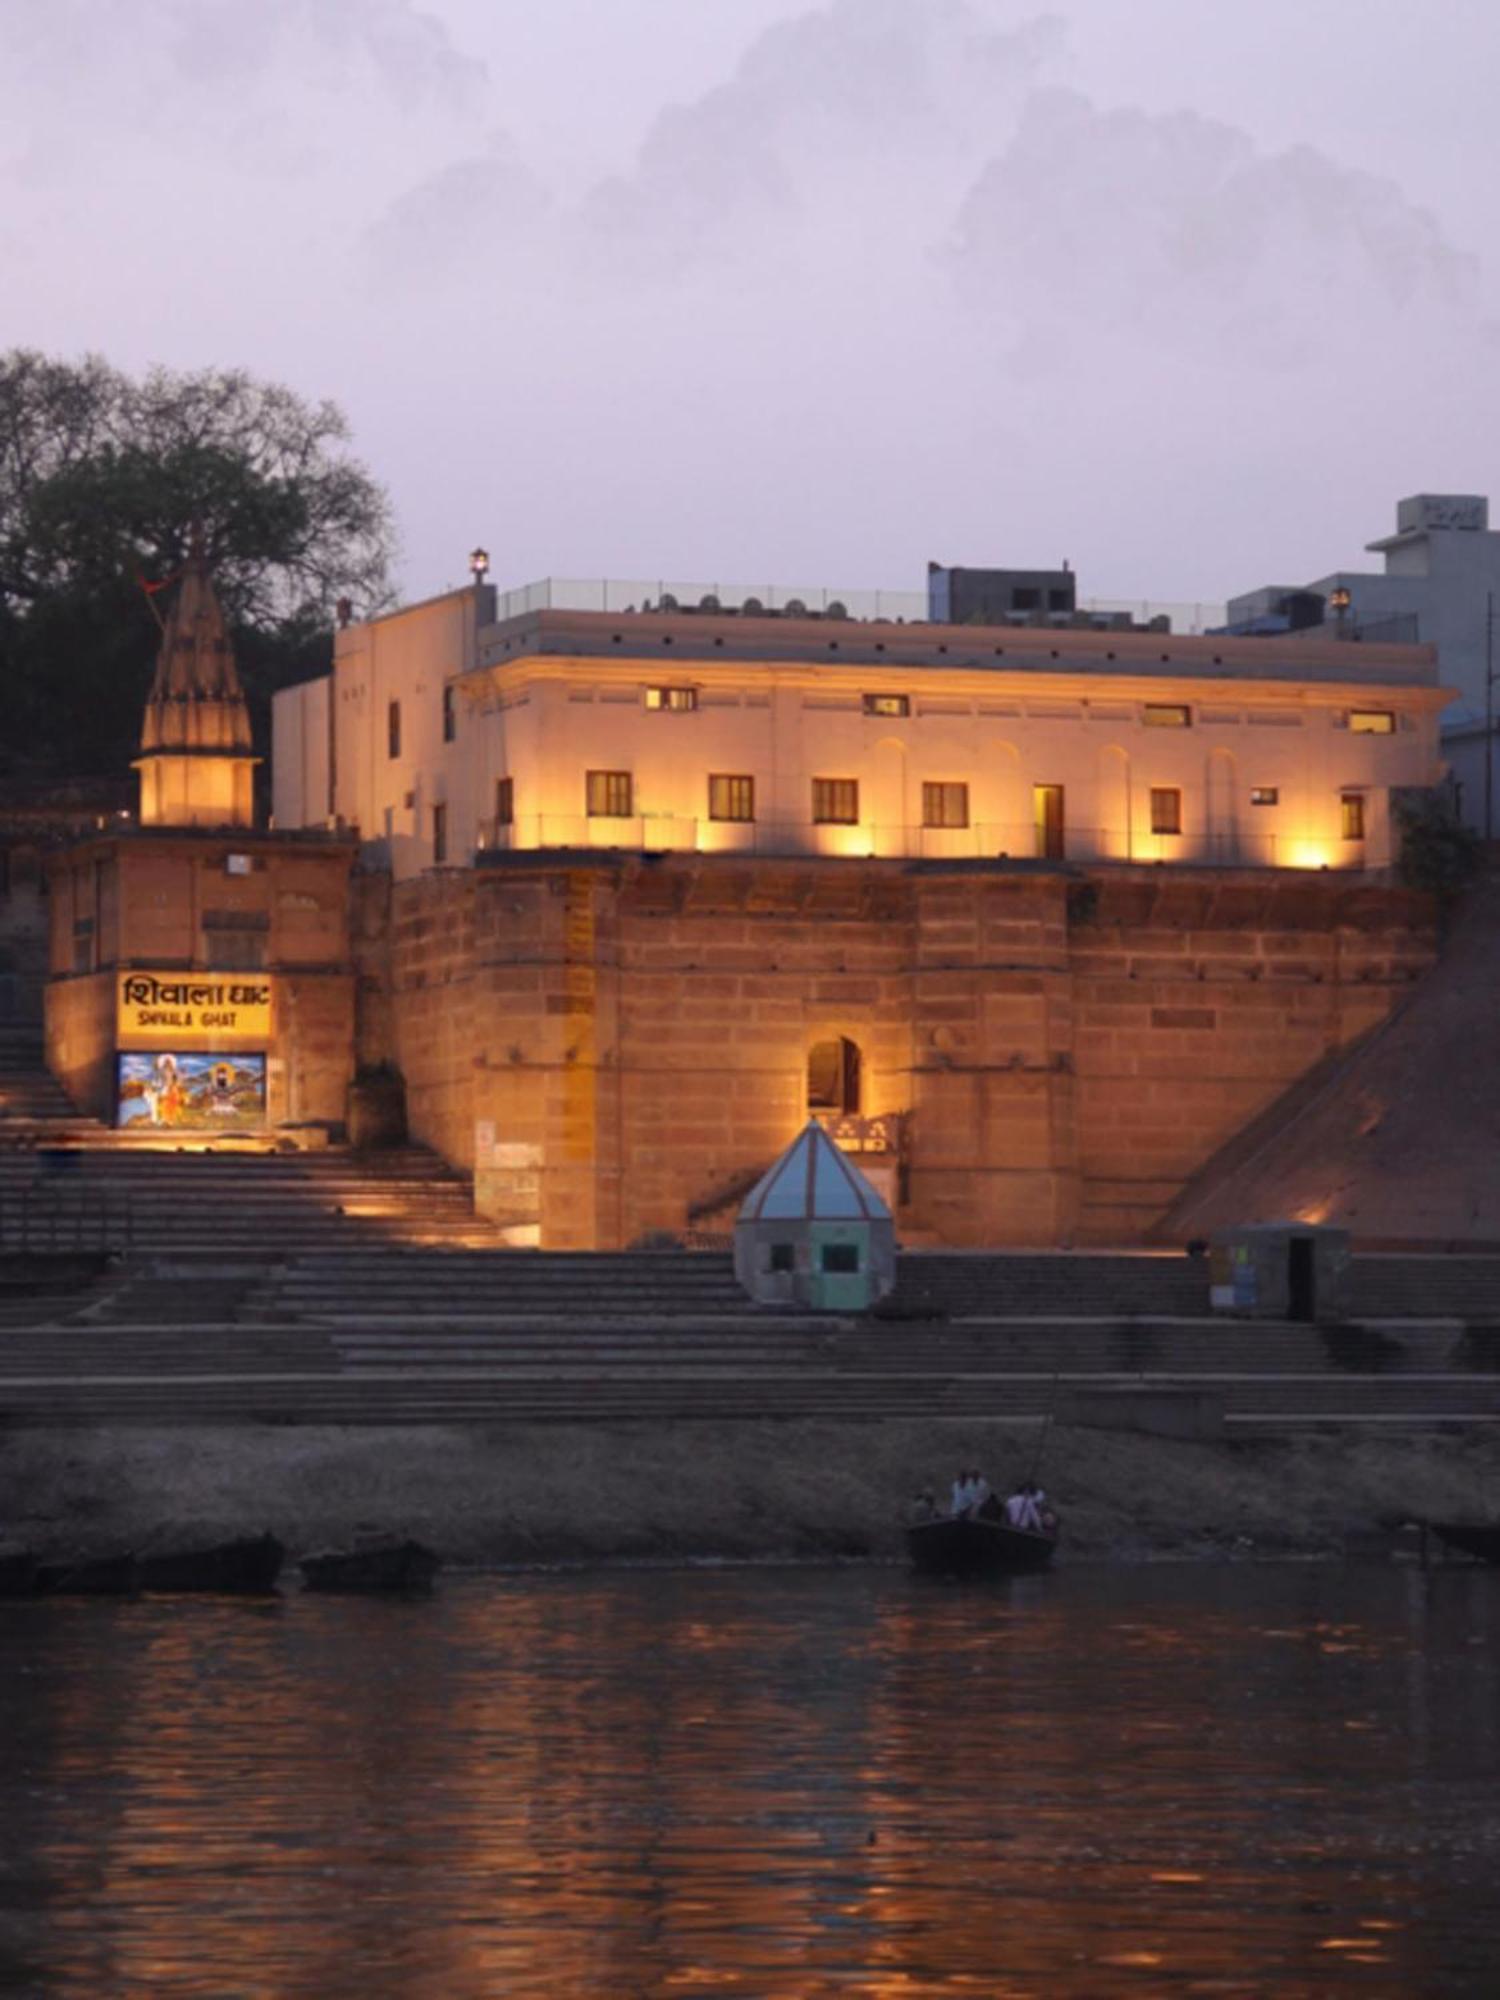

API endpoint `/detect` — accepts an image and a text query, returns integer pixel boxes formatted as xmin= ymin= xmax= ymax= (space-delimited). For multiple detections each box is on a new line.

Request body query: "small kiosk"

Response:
xmin=1209 ymin=1222 xmax=1350 ymax=1322
xmin=734 ymin=1120 xmax=896 ymax=1311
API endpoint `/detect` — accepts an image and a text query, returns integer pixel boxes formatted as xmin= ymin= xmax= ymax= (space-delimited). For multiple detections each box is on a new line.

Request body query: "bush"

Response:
xmin=1394 ymin=789 xmax=1481 ymax=906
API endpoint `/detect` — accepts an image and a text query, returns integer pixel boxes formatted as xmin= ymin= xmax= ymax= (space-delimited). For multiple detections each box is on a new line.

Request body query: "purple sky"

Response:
xmin=5 ymin=0 xmax=1498 ymax=609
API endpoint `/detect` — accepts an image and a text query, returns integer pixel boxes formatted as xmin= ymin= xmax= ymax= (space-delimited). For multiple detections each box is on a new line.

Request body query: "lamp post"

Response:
xmin=1328 ymin=584 xmax=1352 ymax=637
xmin=469 ymin=547 xmax=490 ymax=585
xmin=1487 ymin=592 xmax=1495 ymax=843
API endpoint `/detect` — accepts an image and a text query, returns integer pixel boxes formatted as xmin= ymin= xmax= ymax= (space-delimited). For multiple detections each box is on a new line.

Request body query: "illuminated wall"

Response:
xmin=274 ymin=595 xmax=1448 ymax=882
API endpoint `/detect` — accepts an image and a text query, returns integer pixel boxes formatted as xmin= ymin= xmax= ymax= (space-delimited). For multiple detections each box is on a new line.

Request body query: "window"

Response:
xmin=1250 ymin=787 xmax=1280 ymax=806
xmin=1143 ymin=703 xmax=1191 ymax=728
xmin=1342 ymin=793 xmax=1366 ymax=840
xmin=812 ymin=777 xmax=859 ymax=825
xmin=1034 ymin=784 xmax=1065 ymax=859
xmin=821 ymin=1242 xmax=861 ymax=1274
xmin=442 ymin=684 xmax=456 ymax=742
xmin=387 ymin=700 xmax=401 ymax=759
xmin=922 ymin=781 xmax=969 ymax=829
xmin=645 ymin=686 xmax=697 ymax=711
xmin=495 ymin=777 xmax=514 ymax=826
xmin=808 ymin=1037 xmax=861 ymax=1115
xmin=432 ymin=802 xmax=447 ymax=863
xmin=708 ymin=774 xmax=755 ymax=822
xmin=863 ymin=693 xmax=909 ymax=718
xmin=202 ymin=927 xmax=267 ymax=971
xmin=586 ymin=770 xmax=633 ymax=817
xmin=769 ymin=1242 xmax=796 ymax=1274
xmin=1011 ymin=587 xmax=1039 ymax=611
xmin=1150 ymin=787 xmax=1182 ymax=836
xmin=1349 ymin=709 xmax=1395 ymax=734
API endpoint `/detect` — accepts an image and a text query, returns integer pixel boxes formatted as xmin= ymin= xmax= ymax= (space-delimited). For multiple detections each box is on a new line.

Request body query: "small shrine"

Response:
xmin=734 ymin=1120 xmax=896 ymax=1311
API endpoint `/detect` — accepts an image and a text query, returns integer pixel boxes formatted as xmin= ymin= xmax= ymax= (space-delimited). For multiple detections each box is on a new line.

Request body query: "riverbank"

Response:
xmin=4 ymin=1421 xmax=1498 ymax=1565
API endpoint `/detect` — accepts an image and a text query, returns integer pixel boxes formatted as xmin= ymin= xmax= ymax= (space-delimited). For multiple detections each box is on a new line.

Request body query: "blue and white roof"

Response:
xmin=738 ymin=1120 xmax=892 ymax=1223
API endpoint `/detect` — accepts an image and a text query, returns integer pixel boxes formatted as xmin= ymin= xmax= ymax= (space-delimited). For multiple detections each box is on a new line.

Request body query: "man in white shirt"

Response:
xmin=950 ymin=1470 xmax=972 ymax=1517
xmin=1005 ymin=1484 xmax=1042 ymax=1532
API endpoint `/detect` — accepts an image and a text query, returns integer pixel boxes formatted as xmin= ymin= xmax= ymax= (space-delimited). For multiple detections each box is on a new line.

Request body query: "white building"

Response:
xmin=1226 ymin=494 xmax=1500 ymax=828
xmin=273 ymin=576 xmax=1448 ymax=879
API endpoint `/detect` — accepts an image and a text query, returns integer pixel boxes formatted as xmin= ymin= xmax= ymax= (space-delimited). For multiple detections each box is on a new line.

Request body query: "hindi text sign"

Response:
xmin=117 ymin=972 xmax=273 ymax=1049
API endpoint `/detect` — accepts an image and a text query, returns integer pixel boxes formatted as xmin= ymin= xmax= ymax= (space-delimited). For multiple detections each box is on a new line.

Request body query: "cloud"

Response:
xmin=950 ymin=87 xmax=1480 ymax=369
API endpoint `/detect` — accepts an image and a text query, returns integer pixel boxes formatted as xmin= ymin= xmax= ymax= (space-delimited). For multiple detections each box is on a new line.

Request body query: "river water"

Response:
xmin=1 ymin=1563 xmax=1497 ymax=1997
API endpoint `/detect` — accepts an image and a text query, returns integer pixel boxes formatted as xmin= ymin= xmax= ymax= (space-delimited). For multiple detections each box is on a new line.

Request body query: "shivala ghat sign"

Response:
xmin=117 ymin=972 xmax=273 ymax=1048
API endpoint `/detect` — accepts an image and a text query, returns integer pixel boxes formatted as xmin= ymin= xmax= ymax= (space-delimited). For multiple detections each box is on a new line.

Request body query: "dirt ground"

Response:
xmin=3 ymin=1420 xmax=1497 ymax=1566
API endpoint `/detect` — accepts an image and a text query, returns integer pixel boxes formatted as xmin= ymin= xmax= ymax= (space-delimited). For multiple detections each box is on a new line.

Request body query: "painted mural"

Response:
xmin=116 ymin=1053 xmax=268 ymax=1132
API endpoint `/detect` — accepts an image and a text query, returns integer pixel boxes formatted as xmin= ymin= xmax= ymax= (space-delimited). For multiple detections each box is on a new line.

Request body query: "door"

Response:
xmin=1034 ymin=784 xmax=1065 ymax=860
xmin=1287 ymin=1237 xmax=1316 ymax=1322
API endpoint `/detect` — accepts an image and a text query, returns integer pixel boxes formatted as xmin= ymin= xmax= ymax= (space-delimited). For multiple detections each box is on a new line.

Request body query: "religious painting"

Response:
xmin=116 ymin=1052 xmax=268 ymax=1132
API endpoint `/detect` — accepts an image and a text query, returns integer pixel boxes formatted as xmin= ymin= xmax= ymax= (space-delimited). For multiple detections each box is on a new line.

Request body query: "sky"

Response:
xmin=4 ymin=0 xmax=1499 ymax=610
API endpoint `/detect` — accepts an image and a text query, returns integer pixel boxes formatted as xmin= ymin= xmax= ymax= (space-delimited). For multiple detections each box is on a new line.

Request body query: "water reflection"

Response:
xmin=1 ymin=1566 xmax=1496 ymax=1995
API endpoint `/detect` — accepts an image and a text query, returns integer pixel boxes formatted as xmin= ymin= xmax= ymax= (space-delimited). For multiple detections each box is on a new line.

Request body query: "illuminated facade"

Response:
xmin=273 ymin=582 xmax=1448 ymax=879
xmin=135 ymin=551 xmax=257 ymax=829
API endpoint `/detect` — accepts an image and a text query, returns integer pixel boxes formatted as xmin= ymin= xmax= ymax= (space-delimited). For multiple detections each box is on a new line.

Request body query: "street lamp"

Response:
xmin=469 ymin=547 xmax=490 ymax=583
xmin=1328 ymin=585 xmax=1352 ymax=636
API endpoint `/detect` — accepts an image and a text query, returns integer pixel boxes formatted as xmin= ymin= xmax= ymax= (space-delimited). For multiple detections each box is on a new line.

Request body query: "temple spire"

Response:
xmin=134 ymin=543 xmax=258 ymax=827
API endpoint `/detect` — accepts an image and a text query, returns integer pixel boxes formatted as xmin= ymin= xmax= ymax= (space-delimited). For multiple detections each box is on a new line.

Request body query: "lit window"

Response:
xmin=1034 ymin=784 xmax=1065 ymax=859
xmin=586 ymin=770 xmax=633 ymax=817
xmin=442 ymin=684 xmax=456 ymax=742
xmin=1143 ymin=704 xmax=1191 ymax=728
xmin=812 ymin=778 xmax=859 ymax=825
xmin=432 ymin=802 xmax=447 ymax=863
xmin=495 ymin=777 xmax=513 ymax=826
xmin=922 ymin=782 xmax=969 ymax=829
xmin=1150 ymin=787 xmax=1182 ymax=836
xmin=387 ymin=700 xmax=401 ymax=759
xmin=1349 ymin=710 xmax=1395 ymax=734
xmin=1342 ymin=793 xmax=1366 ymax=840
xmin=708 ymin=774 xmax=755 ymax=822
xmin=645 ymin=686 xmax=697 ymax=711
xmin=1250 ymin=787 xmax=1279 ymax=806
xmin=864 ymin=693 xmax=910 ymax=717
xmin=808 ymin=1037 xmax=861 ymax=1114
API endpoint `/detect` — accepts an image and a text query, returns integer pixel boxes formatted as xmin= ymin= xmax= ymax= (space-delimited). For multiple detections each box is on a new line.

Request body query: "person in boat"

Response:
xmin=950 ymin=1470 xmax=973 ymax=1518
xmin=970 ymin=1470 xmax=993 ymax=1515
xmin=909 ymin=1489 xmax=938 ymax=1524
xmin=1005 ymin=1483 xmax=1044 ymax=1533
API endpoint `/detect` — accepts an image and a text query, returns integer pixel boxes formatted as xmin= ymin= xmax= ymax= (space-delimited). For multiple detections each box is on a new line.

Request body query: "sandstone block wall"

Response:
xmin=356 ymin=857 xmax=1436 ymax=1250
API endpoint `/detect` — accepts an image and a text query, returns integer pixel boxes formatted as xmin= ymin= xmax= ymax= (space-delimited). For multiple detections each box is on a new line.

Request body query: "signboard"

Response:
xmin=117 ymin=972 xmax=272 ymax=1049
xmin=117 ymin=1052 xmax=268 ymax=1132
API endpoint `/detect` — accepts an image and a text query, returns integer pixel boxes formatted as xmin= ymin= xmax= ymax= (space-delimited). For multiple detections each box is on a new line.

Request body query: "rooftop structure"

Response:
xmin=134 ymin=550 xmax=257 ymax=830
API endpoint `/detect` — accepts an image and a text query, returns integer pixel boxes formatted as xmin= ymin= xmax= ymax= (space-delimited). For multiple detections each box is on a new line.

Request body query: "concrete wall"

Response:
xmin=354 ymin=855 xmax=1436 ymax=1251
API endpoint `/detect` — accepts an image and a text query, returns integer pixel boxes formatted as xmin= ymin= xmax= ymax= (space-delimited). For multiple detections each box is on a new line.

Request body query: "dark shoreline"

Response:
xmin=5 ymin=1420 xmax=1498 ymax=1573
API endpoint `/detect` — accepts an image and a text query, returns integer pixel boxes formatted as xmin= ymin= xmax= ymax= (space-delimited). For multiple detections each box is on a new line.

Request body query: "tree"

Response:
xmin=0 ymin=351 xmax=395 ymax=779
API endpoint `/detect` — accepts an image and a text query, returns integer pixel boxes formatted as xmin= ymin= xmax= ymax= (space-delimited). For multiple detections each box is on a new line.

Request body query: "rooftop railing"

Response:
xmin=489 ymin=578 xmax=1228 ymax=637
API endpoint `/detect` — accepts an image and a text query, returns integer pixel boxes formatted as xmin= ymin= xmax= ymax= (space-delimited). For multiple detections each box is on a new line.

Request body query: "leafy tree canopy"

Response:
xmin=0 ymin=351 xmax=395 ymax=780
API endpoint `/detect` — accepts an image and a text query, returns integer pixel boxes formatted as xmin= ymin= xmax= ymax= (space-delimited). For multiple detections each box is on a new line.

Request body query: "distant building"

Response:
xmin=1224 ymin=494 xmax=1500 ymax=825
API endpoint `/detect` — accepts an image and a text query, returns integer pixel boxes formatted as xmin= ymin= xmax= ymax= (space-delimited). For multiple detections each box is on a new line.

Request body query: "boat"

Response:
xmin=298 ymin=1538 xmax=441 ymax=1594
xmin=907 ymin=1511 xmax=1058 ymax=1577
xmin=1425 ymin=1520 xmax=1500 ymax=1565
xmin=33 ymin=1552 xmax=141 ymax=1596
xmin=0 ymin=1547 xmax=38 ymax=1598
xmin=139 ymin=1533 xmax=286 ymax=1595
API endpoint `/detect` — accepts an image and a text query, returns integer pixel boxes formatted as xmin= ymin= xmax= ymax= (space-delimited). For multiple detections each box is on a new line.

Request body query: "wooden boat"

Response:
xmin=33 ymin=1552 xmax=140 ymax=1597
xmin=907 ymin=1512 xmax=1057 ymax=1577
xmin=1426 ymin=1521 xmax=1500 ymax=1565
xmin=298 ymin=1538 xmax=441 ymax=1595
xmin=139 ymin=1533 xmax=285 ymax=1595
xmin=0 ymin=1547 xmax=39 ymax=1598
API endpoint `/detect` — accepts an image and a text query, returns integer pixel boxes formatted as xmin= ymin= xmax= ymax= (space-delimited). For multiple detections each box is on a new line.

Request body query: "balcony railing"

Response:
xmin=488 ymin=577 xmax=1228 ymax=636
xmin=475 ymin=817 xmax=1371 ymax=872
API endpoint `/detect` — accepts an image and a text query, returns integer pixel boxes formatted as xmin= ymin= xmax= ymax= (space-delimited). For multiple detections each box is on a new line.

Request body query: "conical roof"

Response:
xmin=738 ymin=1120 xmax=892 ymax=1223
xmin=139 ymin=551 xmax=253 ymax=755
